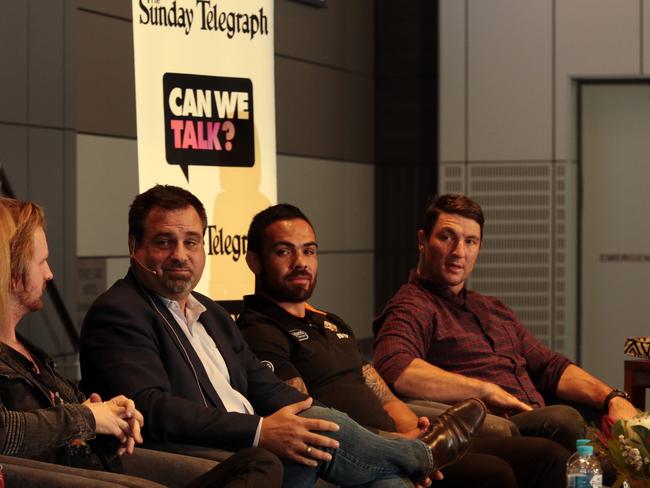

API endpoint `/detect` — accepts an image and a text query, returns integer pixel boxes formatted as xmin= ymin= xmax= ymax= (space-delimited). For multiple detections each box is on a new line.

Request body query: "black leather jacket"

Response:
xmin=0 ymin=336 xmax=98 ymax=466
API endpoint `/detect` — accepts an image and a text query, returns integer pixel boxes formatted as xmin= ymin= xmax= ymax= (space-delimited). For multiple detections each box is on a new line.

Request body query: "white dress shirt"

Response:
xmin=159 ymin=294 xmax=262 ymax=445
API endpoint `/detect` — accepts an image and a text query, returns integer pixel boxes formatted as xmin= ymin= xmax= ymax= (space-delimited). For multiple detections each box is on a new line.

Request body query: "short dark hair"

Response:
xmin=128 ymin=185 xmax=207 ymax=243
xmin=247 ymin=204 xmax=313 ymax=254
xmin=422 ymin=194 xmax=484 ymax=238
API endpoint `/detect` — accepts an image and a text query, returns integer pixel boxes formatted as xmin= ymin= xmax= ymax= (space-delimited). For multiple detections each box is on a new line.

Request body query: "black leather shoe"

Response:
xmin=418 ymin=398 xmax=486 ymax=472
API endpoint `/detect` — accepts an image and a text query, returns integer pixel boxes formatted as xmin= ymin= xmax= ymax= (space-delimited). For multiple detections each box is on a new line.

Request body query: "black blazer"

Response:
xmin=79 ymin=269 xmax=306 ymax=451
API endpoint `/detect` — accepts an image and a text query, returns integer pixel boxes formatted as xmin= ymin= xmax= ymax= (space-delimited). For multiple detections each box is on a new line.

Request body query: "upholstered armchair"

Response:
xmin=0 ymin=448 xmax=219 ymax=487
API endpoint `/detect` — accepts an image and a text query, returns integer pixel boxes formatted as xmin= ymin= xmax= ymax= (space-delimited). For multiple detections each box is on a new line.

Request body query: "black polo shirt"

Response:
xmin=238 ymin=295 xmax=396 ymax=432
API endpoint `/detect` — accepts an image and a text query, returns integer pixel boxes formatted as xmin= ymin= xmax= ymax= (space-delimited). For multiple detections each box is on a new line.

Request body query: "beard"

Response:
xmin=16 ymin=289 xmax=45 ymax=313
xmin=162 ymin=277 xmax=194 ymax=295
xmin=25 ymin=297 xmax=44 ymax=312
xmin=160 ymin=261 xmax=197 ymax=295
xmin=260 ymin=269 xmax=317 ymax=303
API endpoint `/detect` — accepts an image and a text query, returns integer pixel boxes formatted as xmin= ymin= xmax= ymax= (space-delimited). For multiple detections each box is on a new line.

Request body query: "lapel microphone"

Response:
xmin=131 ymin=254 xmax=158 ymax=275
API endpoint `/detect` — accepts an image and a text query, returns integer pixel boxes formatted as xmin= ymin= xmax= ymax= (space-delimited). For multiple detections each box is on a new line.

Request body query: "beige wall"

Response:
xmin=439 ymin=0 xmax=649 ymax=360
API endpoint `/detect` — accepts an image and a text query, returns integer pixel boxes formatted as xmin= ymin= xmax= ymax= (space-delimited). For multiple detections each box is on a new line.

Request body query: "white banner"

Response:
xmin=132 ymin=0 xmax=276 ymax=299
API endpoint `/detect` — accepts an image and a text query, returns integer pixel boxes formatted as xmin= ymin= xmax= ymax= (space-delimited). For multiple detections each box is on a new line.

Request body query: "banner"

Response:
xmin=132 ymin=0 xmax=276 ymax=299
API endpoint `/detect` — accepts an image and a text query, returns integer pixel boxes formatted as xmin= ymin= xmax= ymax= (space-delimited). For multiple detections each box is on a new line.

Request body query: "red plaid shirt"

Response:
xmin=373 ymin=271 xmax=572 ymax=408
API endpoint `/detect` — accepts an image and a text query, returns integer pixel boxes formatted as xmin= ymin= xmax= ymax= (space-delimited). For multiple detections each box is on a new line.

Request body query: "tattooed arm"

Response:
xmin=362 ymin=364 xmax=427 ymax=435
xmin=362 ymin=363 xmax=401 ymax=405
xmin=284 ymin=376 xmax=309 ymax=396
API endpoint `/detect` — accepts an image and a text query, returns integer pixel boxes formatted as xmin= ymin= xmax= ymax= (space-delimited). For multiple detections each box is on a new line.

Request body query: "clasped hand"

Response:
xmin=259 ymin=397 xmax=340 ymax=467
xmin=83 ymin=393 xmax=144 ymax=455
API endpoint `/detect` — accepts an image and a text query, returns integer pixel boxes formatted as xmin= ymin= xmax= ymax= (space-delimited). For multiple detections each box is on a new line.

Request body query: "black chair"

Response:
xmin=217 ymin=300 xmax=245 ymax=320
xmin=0 ymin=448 xmax=220 ymax=488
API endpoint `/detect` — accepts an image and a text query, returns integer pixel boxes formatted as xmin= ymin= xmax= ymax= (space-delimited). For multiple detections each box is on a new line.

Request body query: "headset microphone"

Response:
xmin=131 ymin=254 xmax=157 ymax=275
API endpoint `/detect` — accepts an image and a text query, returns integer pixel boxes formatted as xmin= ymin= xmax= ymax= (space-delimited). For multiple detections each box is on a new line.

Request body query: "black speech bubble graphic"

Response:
xmin=163 ymin=73 xmax=254 ymax=181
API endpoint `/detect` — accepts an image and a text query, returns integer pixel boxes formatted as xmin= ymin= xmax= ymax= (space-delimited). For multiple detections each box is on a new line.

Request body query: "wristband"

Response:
xmin=603 ymin=388 xmax=631 ymax=411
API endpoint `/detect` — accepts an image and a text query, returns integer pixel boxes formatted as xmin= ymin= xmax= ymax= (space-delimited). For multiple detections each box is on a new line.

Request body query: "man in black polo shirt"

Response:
xmin=238 ymin=203 xmax=570 ymax=488
xmin=242 ymin=299 xmax=406 ymax=433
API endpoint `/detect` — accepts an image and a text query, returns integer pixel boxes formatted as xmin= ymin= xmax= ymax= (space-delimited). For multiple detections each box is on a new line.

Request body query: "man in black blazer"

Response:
xmin=80 ymin=185 xmax=485 ymax=488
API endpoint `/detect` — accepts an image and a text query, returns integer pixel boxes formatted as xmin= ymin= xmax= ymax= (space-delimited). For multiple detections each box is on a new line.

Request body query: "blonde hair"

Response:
xmin=0 ymin=197 xmax=45 ymax=325
xmin=0 ymin=203 xmax=16 ymax=325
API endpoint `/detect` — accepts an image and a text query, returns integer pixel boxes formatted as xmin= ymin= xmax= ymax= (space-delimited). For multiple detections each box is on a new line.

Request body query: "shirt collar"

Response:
xmin=243 ymin=294 xmax=315 ymax=330
xmin=408 ymin=269 xmax=468 ymax=307
xmin=158 ymin=293 xmax=206 ymax=325
xmin=0 ymin=334 xmax=54 ymax=372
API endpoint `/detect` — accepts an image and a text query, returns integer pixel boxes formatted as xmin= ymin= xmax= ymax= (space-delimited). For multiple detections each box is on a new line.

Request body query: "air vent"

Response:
xmin=439 ymin=161 xmax=568 ymax=354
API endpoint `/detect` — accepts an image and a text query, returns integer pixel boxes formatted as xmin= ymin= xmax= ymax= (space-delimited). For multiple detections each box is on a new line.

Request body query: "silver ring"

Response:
xmin=306 ymin=445 xmax=312 ymax=455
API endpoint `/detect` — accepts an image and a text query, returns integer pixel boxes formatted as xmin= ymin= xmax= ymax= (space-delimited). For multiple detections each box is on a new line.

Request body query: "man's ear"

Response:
xmin=128 ymin=235 xmax=136 ymax=255
xmin=417 ymin=229 xmax=426 ymax=251
xmin=246 ymin=250 xmax=261 ymax=274
xmin=10 ymin=274 xmax=23 ymax=293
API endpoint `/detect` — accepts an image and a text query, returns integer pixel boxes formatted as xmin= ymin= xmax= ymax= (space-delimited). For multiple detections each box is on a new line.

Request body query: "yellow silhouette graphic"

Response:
xmin=209 ymin=133 xmax=270 ymax=299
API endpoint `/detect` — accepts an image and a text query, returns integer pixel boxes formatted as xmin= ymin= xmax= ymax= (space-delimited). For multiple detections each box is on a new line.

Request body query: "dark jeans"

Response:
xmin=436 ymin=436 xmax=570 ymax=488
xmin=510 ymin=405 xmax=584 ymax=452
xmin=511 ymin=405 xmax=622 ymax=485
xmin=188 ymin=448 xmax=283 ymax=488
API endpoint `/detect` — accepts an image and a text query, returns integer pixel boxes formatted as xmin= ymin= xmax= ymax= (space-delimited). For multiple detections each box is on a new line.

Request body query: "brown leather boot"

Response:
xmin=418 ymin=398 xmax=486 ymax=472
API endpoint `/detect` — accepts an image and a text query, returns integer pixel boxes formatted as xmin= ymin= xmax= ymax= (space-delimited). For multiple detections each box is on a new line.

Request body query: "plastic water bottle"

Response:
xmin=566 ymin=439 xmax=590 ymax=470
xmin=567 ymin=444 xmax=603 ymax=488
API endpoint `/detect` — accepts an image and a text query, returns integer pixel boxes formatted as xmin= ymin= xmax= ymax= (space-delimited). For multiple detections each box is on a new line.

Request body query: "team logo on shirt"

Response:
xmin=323 ymin=321 xmax=338 ymax=333
xmin=289 ymin=329 xmax=309 ymax=341
xmin=323 ymin=320 xmax=348 ymax=339
xmin=260 ymin=360 xmax=274 ymax=372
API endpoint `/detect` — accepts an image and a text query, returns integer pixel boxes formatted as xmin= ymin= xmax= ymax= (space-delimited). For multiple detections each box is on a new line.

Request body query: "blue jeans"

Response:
xmin=282 ymin=406 xmax=433 ymax=488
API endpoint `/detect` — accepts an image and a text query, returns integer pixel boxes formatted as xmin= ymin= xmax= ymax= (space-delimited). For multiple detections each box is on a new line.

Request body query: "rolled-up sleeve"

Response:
xmin=373 ymin=301 xmax=434 ymax=386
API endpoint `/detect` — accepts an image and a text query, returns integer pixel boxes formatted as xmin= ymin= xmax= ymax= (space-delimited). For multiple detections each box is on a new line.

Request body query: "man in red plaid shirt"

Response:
xmin=373 ymin=194 xmax=637 ymax=451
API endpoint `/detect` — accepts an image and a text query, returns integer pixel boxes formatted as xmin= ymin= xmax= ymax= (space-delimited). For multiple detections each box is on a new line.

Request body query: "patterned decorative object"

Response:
xmin=625 ymin=337 xmax=650 ymax=360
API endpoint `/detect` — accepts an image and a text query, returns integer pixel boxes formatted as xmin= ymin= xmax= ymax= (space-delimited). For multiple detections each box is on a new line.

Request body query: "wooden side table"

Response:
xmin=624 ymin=360 xmax=650 ymax=410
